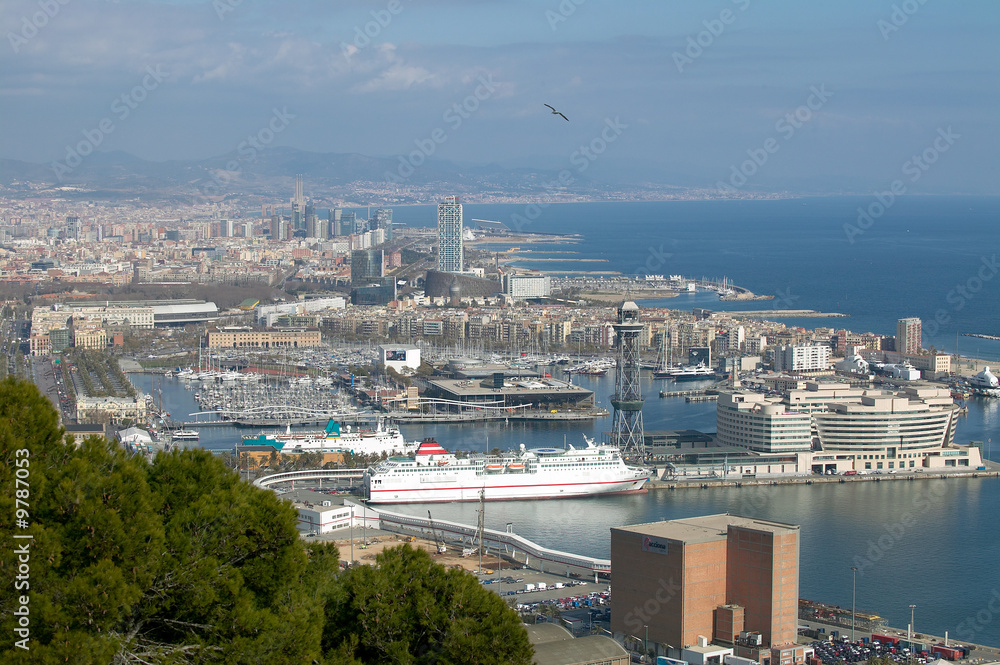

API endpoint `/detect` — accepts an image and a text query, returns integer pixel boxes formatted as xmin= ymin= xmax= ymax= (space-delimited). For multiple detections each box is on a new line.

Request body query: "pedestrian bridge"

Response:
xmin=370 ymin=505 xmax=611 ymax=578
xmin=253 ymin=468 xmax=365 ymax=489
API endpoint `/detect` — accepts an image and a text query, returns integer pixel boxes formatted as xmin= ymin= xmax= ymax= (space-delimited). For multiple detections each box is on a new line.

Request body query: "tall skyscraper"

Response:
xmin=373 ymin=208 xmax=393 ymax=242
xmin=294 ymin=174 xmax=304 ymax=208
xmin=897 ymin=317 xmax=922 ymax=354
xmin=437 ymin=196 xmax=463 ymax=272
xmin=329 ymin=208 xmax=342 ymax=237
xmin=340 ymin=211 xmax=356 ymax=236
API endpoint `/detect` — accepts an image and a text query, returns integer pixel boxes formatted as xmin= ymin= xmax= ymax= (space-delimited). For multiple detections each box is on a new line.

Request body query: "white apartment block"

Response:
xmin=774 ymin=344 xmax=830 ymax=372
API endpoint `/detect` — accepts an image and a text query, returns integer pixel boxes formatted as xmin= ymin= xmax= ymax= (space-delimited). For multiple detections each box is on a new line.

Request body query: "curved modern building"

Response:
xmin=717 ymin=384 xmax=974 ymax=474
xmin=813 ymin=392 xmax=958 ymax=455
xmin=716 ymin=392 xmax=812 ymax=454
xmin=423 ymin=269 xmax=502 ymax=299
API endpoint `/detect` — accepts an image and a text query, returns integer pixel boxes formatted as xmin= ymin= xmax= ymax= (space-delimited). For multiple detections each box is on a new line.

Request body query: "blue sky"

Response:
xmin=2 ymin=0 xmax=998 ymax=193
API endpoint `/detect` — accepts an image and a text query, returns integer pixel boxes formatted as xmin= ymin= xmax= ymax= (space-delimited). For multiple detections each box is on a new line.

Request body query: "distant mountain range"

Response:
xmin=0 ymin=147 xmax=666 ymax=205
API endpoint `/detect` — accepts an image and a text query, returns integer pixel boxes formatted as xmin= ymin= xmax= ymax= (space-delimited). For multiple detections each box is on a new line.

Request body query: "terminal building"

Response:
xmin=423 ymin=376 xmax=595 ymax=411
xmin=713 ymin=383 xmax=980 ymax=475
xmin=611 ymin=514 xmax=804 ymax=663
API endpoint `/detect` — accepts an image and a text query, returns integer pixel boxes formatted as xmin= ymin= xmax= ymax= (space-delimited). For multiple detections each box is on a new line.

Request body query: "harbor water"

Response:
xmin=131 ymin=370 xmax=1000 ymax=648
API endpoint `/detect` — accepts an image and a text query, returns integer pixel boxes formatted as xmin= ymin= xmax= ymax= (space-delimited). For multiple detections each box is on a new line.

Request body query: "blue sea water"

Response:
xmin=386 ymin=196 xmax=1000 ymax=360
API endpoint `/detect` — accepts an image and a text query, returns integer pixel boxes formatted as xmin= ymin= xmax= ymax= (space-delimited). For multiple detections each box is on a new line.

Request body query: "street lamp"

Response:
xmin=644 ymin=624 xmax=649 ymax=663
xmin=851 ymin=566 xmax=858 ymax=643
xmin=909 ymin=604 xmax=917 ymax=641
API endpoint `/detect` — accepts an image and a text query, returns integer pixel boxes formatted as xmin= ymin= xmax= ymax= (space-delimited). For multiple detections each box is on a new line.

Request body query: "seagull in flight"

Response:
xmin=544 ymin=104 xmax=569 ymax=121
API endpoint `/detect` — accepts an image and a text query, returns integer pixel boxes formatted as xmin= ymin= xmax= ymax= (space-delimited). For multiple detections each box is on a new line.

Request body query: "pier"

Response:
xmin=723 ymin=309 xmax=847 ymax=318
xmin=649 ymin=467 xmax=999 ymax=490
xmin=964 ymin=332 xmax=1000 ymax=342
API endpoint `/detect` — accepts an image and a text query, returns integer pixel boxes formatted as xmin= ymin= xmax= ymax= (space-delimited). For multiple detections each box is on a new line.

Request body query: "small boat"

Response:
xmin=171 ymin=429 xmax=200 ymax=441
xmin=485 ymin=463 xmax=504 ymax=471
xmin=506 ymin=463 xmax=525 ymax=471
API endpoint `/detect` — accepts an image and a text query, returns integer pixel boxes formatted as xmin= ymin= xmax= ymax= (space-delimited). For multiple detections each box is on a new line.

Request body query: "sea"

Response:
xmin=141 ymin=196 xmax=1000 ymax=647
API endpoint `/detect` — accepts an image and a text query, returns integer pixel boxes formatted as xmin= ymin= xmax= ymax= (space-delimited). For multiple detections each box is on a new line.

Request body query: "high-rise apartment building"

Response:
xmin=896 ymin=317 xmax=922 ymax=354
xmin=372 ymin=208 xmax=393 ymax=242
xmin=774 ymin=344 xmax=830 ymax=372
xmin=437 ymin=196 xmax=463 ymax=272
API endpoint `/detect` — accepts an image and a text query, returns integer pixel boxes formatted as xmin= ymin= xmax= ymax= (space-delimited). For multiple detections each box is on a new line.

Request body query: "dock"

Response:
xmin=648 ymin=468 xmax=1000 ymax=490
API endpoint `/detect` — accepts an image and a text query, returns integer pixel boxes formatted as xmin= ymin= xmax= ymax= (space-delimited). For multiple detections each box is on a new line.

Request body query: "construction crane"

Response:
xmin=427 ymin=510 xmax=447 ymax=554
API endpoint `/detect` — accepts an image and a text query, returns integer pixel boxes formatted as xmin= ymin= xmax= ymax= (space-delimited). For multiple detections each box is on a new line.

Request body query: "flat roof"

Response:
xmin=531 ymin=634 xmax=628 ymax=665
xmin=612 ymin=513 xmax=799 ymax=544
xmin=151 ymin=302 xmax=219 ymax=314
xmin=426 ymin=378 xmax=592 ymax=398
xmin=526 ymin=623 xmax=573 ymax=645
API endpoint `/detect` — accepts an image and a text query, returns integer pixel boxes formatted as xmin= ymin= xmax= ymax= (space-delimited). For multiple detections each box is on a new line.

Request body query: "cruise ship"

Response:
xmin=364 ymin=436 xmax=651 ymax=504
xmin=242 ymin=419 xmax=416 ymax=457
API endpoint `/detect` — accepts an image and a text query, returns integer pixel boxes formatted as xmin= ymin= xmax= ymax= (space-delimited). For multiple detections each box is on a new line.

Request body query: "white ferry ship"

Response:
xmin=364 ymin=436 xmax=651 ymax=504
xmin=171 ymin=429 xmax=200 ymax=441
xmin=242 ymin=419 xmax=415 ymax=457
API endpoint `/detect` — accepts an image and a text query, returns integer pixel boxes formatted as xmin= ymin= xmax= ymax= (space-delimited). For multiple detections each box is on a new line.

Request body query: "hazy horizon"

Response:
xmin=2 ymin=0 xmax=998 ymax=195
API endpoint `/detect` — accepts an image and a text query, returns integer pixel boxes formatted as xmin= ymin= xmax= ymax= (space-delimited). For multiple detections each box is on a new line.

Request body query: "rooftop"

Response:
xmin=612 ymin=513 xmax=799 ymax=544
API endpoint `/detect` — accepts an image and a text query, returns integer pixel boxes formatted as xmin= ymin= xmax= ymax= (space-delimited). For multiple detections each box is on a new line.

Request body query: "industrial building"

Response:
xmin=610 ymin=514 xmax=800 ymax=661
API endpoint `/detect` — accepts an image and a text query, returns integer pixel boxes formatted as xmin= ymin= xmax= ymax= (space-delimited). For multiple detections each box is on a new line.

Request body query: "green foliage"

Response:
xmin=0 ymin=378 xmax=533 ymax=664
xmin=323 ymin=545 xmax=533 ymax=665
xmin=0 ymin=377 xmax=337 ymax=663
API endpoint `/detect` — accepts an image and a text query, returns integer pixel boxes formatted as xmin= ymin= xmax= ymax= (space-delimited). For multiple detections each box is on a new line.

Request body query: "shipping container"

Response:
xmin=872 ymin=634 xmax=899 ymax=646
xmin=931 ymin=645 xmax=962 ymax=661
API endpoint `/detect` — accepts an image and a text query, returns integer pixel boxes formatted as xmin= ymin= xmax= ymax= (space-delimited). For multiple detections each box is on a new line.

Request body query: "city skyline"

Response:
xmin=2 ymin=2 xmax=998 ymax=196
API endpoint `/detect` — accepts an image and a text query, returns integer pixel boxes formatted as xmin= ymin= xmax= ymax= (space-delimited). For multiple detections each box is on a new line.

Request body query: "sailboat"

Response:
xmin=652 ymin=331 xmax=685 ymax=378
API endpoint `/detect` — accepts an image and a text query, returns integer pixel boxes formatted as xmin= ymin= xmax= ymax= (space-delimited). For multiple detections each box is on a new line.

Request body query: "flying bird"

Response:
xmin=544 ymin=104 xmax=569 ymax=121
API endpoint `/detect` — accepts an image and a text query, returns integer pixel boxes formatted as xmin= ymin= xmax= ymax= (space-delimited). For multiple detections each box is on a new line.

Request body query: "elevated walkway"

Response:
xmin=353 ymin=501 xmax=610 ymax=579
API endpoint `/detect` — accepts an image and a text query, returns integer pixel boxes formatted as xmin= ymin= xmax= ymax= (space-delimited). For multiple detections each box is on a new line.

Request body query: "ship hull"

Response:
xmin=366 ymin=475 xmax=648 ymax=504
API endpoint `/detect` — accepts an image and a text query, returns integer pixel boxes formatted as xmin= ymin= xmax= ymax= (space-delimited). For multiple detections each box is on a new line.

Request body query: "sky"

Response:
xmin=2 ymin=0 xmax=998 ymax=194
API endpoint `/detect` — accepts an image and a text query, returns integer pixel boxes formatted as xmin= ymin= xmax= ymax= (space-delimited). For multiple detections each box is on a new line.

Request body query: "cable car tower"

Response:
xmin=610 ymin=301 xmax=645 ymax=461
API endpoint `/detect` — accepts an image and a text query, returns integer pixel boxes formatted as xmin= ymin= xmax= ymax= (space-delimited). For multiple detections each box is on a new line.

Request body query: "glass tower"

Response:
xmin=437 ymin=196 xmax=463 ymax=272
